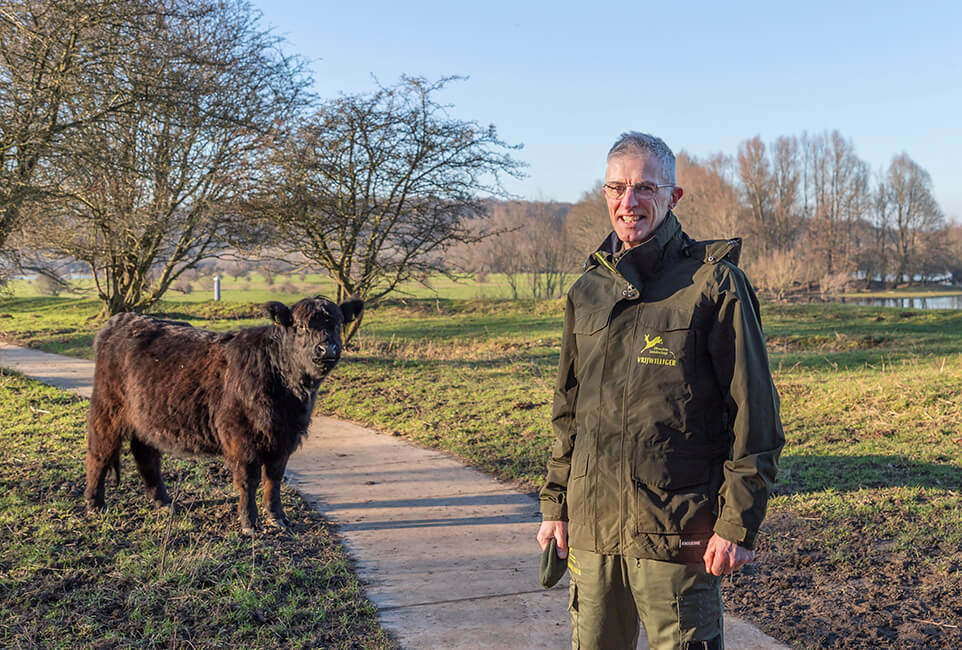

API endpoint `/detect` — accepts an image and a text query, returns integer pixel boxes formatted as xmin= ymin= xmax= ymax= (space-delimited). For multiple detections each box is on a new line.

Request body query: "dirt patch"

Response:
xmin=723 ymin=510 xmax=962 ymax=649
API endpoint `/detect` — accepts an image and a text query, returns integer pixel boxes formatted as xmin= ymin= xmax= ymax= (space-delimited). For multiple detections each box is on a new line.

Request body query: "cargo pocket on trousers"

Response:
xmin=676 ymin=577 xmax=723 ymax=645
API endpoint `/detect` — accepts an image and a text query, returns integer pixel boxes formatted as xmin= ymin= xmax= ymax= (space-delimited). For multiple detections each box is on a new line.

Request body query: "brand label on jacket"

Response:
xmin=637 ymin=334 xmax=677 ymax=366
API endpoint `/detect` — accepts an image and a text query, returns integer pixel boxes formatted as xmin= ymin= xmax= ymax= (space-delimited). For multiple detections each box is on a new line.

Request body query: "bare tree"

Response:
xmin=799 ymin=131 xmax=870 ymax=276
xmin=770 ymin=136 xmax=803 ymax=249
xmin=563 ymin=181 xmax=610 ymax=259
xmin=258 ymin=76 xmax=525 ymax=339
xmin=675 ymin=151 xmax=745 ymax=242
xmin=735 ymin=136 xmax=804 ymax=256
xmin=524 ymin=200 xmax=573 ymax=299
xmin=455 ymin=201 xmax=527 ymax=299
xmin=737 ymin=136 xmax=774 ymax=253
xmin=862 ymin=169 xmax=895 ymax=288
xmin=885 ymin=153 xmax=943 ymax=283
xmin=943 ymin=222 xmax=962 ymax=285
xmin=19 ymin=0 xmax=306 ymax=315
xmin=455 ymin=199 xmax=576 ymax=300
xmin=0 ymin=0 xmax=150 ymax=278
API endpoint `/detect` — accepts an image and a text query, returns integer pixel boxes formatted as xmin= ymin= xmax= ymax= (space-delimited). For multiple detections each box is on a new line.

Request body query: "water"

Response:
xmin=840 ymin=295 xmax=962 ymax=310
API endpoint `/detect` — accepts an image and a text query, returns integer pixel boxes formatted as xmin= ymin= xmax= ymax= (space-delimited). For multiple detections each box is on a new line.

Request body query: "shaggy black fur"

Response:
xmin=84 ymin=296 xmax=363 ymax=534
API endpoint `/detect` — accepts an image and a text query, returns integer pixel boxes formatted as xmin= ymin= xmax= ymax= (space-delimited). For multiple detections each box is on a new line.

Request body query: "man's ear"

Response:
xmin=264 ymin=301 xmax=293 ymax=327
xmin=338 ymin=298 xmax=364 ymax=324
xmin=670 ymin=185 xmax=684 ymax=209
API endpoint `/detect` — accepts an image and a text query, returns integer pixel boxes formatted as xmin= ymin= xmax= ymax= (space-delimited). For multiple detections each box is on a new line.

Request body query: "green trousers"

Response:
xmin=567 ymin=548 xmax=723 ymax=650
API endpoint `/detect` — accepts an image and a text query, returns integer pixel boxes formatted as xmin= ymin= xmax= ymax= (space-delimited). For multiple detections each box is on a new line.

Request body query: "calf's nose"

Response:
xmin=315 ymin=342 xmax=339 ymax=358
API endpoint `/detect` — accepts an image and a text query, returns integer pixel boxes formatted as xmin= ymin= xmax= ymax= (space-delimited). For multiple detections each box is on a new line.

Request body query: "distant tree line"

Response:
xmin=679 ymin=131 xmax=954 ymax=296
xmin=458 ymin=130 xmax=956 ymax=300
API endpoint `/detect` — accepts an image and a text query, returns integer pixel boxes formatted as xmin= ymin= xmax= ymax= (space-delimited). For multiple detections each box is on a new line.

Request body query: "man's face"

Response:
xmin=605 ymin=154 xmax=682 ymax=249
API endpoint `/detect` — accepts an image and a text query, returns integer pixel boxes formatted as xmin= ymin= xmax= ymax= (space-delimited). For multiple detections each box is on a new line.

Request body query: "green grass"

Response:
xmin=0 ymin=371 xmax=396 ymax=649
xmin=5 ymin=271 xmax=578 ymax=303
xmin=3 ymin=287 xmax=962 ymax=645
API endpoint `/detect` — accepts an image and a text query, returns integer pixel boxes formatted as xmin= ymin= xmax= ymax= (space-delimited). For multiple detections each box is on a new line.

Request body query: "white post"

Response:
xmin=213 ymin=275 xmax=221 ymax=301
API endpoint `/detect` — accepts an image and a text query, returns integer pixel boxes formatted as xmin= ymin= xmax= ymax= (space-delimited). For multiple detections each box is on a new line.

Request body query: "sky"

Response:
xmin=251 ymin=0 xmax=962 ymax=220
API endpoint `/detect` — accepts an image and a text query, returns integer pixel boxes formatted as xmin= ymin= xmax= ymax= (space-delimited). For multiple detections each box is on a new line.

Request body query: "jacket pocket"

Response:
xmin=635 ymin=308 xmax=694 ymax=372
xmin=566 ymin=440 xmax=589 ymax=523
xmin=632 ymin=457 xmax=721 ymax=535
xmin=572 ymin=308 xmax=612 ymax=380
xmin=572 ymin=308 xmax=610 ymax=336
xmin=633 ymin=308 xmax=697 ymax=430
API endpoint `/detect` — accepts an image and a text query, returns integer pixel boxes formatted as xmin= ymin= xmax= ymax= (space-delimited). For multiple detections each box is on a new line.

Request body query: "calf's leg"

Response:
xmin=130 ymin=436 xmax=171 ymax=508
xmin=85 ymin=411 xmax=124 ymax=512
xmin=232 ymin=460 xmax=261 ymax=535
xmin=85 ymin=447 xmax=116 ymax=513
xmin=262 ymin=457 xmax=290 ymax=528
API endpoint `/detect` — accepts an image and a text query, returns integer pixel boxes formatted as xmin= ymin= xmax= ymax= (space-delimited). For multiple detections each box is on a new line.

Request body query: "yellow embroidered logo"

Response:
xmin=637 ymin=333 xmax=677 ymax=366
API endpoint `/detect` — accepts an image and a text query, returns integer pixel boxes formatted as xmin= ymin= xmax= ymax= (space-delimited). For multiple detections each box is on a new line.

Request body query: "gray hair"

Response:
xmin=607 ymin=132 xmax=676 ymax=184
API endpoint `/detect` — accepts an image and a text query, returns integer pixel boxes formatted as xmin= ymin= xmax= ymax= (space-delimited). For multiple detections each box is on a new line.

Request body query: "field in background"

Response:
xmin=5 ymin=271 xmax=579 ymax=303
xmin=2 ymin=283 xmax=961 ymax=648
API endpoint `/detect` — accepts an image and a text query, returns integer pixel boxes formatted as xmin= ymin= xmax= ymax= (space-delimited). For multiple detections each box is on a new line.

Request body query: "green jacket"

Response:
xmin=539 ymin=212 xmax=784 ymax=563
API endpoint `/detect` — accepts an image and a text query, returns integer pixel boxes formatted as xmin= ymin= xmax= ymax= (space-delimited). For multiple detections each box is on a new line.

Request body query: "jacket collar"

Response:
xmin=585 ymin=212 xmax=683 ymax=290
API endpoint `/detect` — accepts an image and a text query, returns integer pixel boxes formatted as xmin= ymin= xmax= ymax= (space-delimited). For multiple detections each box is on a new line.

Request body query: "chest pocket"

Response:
xmin=572 ymin=307 xmax=611 ymax=367
xmin=572 ymin=309 xmax=610 ymax=336
xmin=635 ymin=308 xmax=694 ymax=383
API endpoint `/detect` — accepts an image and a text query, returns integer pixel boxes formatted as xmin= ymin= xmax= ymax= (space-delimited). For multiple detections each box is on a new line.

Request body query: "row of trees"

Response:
xmin=2 ymin=1 xmax=952 ymax=334
xmin=461 ymin=131 xmax=953 ymax=300
xmin=720 ymin=132 xmax=948 ymax=293
xmin=2 ymin=0 xmax=524 ymax=338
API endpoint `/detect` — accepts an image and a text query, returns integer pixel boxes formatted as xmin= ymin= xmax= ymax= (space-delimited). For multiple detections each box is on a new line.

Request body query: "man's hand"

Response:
xmin=703 ymin=533 xmax=755 ymax=576
xmin=536 ymin=520 xmax=569 ymax=559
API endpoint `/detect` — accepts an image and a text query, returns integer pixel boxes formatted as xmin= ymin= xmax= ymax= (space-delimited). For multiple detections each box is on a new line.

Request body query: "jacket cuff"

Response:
xmin=540 ymin=502 xmax=567 ymax=521
xmin=713 ymin=518 xmax=757 ymax=550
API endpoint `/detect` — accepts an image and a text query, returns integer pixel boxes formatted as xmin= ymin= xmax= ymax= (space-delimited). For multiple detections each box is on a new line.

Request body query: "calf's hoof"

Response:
xmin=147 ymin=490 xmax=171 ymax=509
xmin=264 ymin=515 xmax=290 ymax=530
xmin=240 ymin=520 xmax=263 ymax=537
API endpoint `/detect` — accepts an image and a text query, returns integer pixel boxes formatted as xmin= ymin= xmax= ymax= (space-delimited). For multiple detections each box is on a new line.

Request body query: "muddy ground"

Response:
xmin=723 ymin=511 xmax=962 ymax=649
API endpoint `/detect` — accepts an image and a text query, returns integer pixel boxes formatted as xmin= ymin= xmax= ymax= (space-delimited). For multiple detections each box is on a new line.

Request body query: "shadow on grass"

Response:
xmin=774 ymin=454 xmax=961 ymax=495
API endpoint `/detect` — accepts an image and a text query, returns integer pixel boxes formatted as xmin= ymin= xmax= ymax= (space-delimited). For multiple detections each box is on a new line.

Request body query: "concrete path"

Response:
xmin=1 ymin=341 xmax=789 ymax=650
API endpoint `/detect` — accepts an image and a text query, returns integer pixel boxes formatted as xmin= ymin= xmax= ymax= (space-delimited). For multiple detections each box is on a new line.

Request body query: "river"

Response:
xmin=839 ymin=294 xmax=962 ymax=310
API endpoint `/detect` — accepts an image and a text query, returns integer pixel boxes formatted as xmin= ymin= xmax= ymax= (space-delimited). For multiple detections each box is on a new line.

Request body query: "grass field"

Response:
xmin=5 ymin=271 xmax=578 ymax=303
xmin=2 ymin=284 xmax=961 ymax=647
xmin=0 ymin=372 xmax=396 ymax=649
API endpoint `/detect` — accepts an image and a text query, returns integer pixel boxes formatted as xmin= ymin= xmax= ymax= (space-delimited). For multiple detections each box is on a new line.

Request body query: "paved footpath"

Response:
xmin=1 ymin=341 xmax=789 ymax=650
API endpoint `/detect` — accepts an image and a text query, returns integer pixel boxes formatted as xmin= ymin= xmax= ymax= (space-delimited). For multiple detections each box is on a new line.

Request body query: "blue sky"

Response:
xmin=252 ymin=1 xmax=962 ymax=220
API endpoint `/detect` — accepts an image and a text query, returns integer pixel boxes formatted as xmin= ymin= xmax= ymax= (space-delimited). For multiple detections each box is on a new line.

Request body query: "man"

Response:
xmin=536 ymin=132 xmax=784 ymax=650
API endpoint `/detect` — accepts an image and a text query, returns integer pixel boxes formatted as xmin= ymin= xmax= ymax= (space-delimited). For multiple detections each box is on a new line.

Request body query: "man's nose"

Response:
xmin=620 ymin=187 xmax=640 ymax=208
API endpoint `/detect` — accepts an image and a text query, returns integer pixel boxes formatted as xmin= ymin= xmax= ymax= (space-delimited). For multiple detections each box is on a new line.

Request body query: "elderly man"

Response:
xmin=537 ymin=132 xmax=784 ymax=650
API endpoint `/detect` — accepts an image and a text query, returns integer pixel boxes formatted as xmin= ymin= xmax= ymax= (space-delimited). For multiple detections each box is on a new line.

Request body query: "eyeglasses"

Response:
xmin=602 ymin=181 xmax=675 ymax=200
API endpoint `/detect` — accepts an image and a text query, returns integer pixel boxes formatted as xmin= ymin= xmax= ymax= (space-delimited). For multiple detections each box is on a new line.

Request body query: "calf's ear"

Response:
xmin=264 ymin=301 xmax=293 ymax=327
xmin=339 ymin=298 xmax=364 ymax=324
